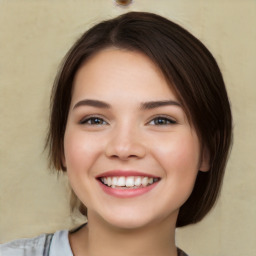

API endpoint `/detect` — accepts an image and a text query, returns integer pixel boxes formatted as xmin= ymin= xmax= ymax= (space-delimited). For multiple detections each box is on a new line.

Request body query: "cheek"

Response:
xmin=154 ymin=131 xmax=200 ymax=166
xmin=63 ymin=129 xmax=103 ymax=207
xmin=63 ymin=129 xmax=101 ymax=174
xmin=152 ymin=131 xmax=201 ymax=186
xmin=145 ymin=132 xmax=202 ymax=218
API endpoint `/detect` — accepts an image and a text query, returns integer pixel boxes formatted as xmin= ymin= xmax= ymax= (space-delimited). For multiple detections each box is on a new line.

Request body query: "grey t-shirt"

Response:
xmin=0 ymin=229 xmax=73 ymax=256
xmin=0 ymin=228 xmax=188 ymax=256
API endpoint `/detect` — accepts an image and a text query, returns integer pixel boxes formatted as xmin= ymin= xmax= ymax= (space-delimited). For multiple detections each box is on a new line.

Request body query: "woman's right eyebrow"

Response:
xmin=73 ymin=99 xmax=111 ymax=110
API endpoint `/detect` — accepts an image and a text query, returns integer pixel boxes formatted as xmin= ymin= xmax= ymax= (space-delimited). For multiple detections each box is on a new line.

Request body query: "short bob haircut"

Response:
xmin=47 ymin=12 xmax=232 ymax=227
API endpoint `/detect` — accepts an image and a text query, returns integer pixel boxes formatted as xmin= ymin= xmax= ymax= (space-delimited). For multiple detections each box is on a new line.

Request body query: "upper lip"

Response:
xmin=96 ymin=170 xmax=160 ymax=178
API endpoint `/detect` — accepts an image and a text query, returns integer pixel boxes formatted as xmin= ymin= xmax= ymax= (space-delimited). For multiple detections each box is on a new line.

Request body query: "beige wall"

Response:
xmin=0 ymin=0 xmax=255 ymax=255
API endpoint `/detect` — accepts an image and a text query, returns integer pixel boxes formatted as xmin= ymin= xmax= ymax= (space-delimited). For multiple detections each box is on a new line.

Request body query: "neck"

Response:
xmin=69 ymin=211 xmax=178 ymax=256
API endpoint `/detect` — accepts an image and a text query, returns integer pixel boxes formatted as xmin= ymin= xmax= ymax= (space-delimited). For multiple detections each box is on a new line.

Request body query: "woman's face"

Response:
xmin=64 ymin=48 xmax=209 ymax=229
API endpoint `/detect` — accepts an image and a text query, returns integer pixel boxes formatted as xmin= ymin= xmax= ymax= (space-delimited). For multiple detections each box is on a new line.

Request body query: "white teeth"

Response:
xmin=126 ymin=176 xmax=135 ymax=187
xmin=134 ymin=176 xmax=142 ymax=186
xmin=107 ymin=177 xmax=112 ymax=186
xmin=117 ymin=176 xmax=126 ymax=186
xmin=100 ymin=176 xmax=159 ymax=188
xmin=142 ymin=177 xmax=149 ymax=187
xmin=112 ymin=177 xmax=118 ymax=186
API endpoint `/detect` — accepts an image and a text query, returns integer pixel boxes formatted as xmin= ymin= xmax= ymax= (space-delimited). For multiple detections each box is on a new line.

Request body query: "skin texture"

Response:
xmin=63 ymin=48 xmax=209 ymax=256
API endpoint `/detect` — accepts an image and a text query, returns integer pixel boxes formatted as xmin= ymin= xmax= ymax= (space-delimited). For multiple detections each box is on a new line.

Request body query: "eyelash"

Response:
xmin=79 ymin=116 xmax=108 ymax=125
xmin=79 ymin=115 xmax=176 ymax=126
xmin=147 ymin=116 xmax=177 ymax=126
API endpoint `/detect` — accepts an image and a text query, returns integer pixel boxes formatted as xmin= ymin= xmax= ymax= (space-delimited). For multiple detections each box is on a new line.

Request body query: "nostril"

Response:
xmin=111 ymin=154 xmax=140 ymax=161
xmin=105 ymin=135 xmax=147 ymax=160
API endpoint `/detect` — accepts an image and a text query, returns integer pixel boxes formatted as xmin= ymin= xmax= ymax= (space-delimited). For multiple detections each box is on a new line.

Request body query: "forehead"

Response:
xmin=72 ymin=48 xmax=177 ymax=102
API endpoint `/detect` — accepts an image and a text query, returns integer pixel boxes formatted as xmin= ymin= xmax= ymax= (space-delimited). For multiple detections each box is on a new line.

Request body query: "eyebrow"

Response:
xmin=73 ymin=99 xmax=181 ymax=110
xmin=140 ymin=100 xmax=181 ymax=110
xmin=73 ymin=99 xmax=111 ymax=109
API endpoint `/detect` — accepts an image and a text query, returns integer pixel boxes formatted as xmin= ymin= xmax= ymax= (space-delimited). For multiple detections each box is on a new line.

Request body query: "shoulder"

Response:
xmin=0 ymin=234 xmax=47 ymax=256
xmin=0 ymin=229 xmax=73 ymax=256
xmin=49 ymin=229 xmax=73 ymax=256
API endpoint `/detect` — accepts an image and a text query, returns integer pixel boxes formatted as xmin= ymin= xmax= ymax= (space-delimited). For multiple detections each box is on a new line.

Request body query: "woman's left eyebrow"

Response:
xmin=140 ymin=100 xmax=181 ymax=110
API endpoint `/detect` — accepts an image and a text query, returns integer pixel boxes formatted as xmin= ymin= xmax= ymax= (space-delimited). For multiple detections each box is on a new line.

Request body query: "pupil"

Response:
xmin=157 ymin=118 xmax=165 ymax=124
xmin=93 ymin=118 xmax=101 ymax=124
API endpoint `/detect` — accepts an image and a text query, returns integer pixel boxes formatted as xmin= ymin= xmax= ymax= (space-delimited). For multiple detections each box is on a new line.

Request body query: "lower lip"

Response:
xmin=97 ymin=180 xmax=159 ymax=198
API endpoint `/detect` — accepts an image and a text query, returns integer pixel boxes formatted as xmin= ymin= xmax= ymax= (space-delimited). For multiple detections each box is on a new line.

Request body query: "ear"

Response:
xmin=199 ymin=147 xmax=210 ymax=172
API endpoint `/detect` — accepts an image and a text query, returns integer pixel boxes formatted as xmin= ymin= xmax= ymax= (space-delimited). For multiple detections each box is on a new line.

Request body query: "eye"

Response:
xmin=80 ymin=116 xmax=108 ymax=125
xmin=148 ymin=116 xmax=176 ymax=125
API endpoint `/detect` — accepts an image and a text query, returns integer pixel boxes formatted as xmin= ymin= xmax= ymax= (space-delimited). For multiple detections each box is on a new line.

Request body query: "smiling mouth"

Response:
xmin=98 ymin=176 xmax=160 ymax=189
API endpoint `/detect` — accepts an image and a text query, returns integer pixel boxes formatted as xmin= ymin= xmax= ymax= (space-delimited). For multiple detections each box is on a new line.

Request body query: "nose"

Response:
xmin=105 ymin=125 xmax=146 ymax=161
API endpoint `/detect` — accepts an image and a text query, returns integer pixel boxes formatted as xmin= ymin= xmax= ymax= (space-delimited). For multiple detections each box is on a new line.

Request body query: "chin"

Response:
xmin=91 ymin=207 xmax=154 ymax=230
xmin=97 ymin=207 xmax=176 ymax=231
xmin=107 ymin=216 xmax=152 ymax=230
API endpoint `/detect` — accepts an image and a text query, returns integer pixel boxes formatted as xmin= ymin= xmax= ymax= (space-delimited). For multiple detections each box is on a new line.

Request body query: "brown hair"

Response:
xmin=46 ymin=12 xmax=232 ymax=227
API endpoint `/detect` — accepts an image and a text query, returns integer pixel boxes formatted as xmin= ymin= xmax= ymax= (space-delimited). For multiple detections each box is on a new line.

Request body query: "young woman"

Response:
xmin=0 ymin=12 xmax=232 ymax=256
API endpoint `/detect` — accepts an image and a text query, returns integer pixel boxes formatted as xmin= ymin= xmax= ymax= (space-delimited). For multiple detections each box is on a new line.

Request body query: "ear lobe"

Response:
xmin=199 ymin=147 xmax=210 ymax=172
